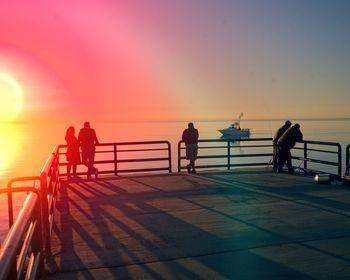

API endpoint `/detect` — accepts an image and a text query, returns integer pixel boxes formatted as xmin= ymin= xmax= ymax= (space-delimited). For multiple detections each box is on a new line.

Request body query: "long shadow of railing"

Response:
xmin=49 ymin=175 xmax=322 ymax=279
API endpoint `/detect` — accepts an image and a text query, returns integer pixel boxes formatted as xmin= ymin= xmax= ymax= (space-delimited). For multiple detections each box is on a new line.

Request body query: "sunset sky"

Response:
xmin=0 ymin=0 xmax=349 ymax=122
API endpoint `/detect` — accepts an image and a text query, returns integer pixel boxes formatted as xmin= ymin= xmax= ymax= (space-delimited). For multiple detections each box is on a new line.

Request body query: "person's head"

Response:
xmin=84 ymin=121 xmax=90 ymax=128
xmin=293 ymin=123 xmax=300 ymax=129
xmin=188 ymin=122 xmax=194 ymax=129
xmin=66 ymin=126 xmax=75 ymax=136
xmin=285 ymin=120 xmax=292 ymax=127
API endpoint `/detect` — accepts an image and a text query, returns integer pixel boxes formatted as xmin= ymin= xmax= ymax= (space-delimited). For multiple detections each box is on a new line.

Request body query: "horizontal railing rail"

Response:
xmin=57 ymin=140 xmax=172 ymax=176
xmin=292 ymin=140 xmax=342 ymax=178
xmin=346 ymin=144 xmax=350 ymax=176
xmin=178 ymin=138 xmax=273 ymax=172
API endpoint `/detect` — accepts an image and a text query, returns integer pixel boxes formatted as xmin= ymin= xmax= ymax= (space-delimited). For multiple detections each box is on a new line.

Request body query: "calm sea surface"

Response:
xmin=1 ymin=119 xmax=350 ymax=242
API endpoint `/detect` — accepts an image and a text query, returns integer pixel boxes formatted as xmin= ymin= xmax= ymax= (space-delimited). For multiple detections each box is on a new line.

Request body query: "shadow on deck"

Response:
xmin=46 ymin=169 xmax=350 ymax=279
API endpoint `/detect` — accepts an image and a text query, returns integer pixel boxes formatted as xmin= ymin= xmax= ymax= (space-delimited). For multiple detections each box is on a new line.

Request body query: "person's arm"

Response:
xmin=182 ymin=130 xmax=186 ymax=142
xmin=94 ymin=130 xmax=99 ymax=145
xmin=298 ymin=131 xmax=303 ymax=142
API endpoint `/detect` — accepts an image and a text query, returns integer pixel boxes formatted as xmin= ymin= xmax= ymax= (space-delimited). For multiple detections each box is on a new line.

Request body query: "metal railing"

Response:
xmin=57 ymin=141 xmax=172 ymax=176
xmin=0 ymin=138 xmax=345 ymax=279
xmin=178 ymin=138 xmax=273 ymax=172
xmin=0 ymin=186 xmax=43 ymax=280
xmin=292 ymin=140 xmax=342 ymax=178
xmin=178 ymin=138 xmax=343 ymax=177
xmin=0 ymin=147 xmax=60 ymax=280
xmin=346 ymin=144 xmax=350 ymax=176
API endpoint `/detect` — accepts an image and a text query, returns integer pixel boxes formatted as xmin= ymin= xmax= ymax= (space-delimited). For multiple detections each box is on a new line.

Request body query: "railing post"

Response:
xmin=178 ymin=141 xmax=181 ymax=172
xmin=40 ymin=173 xmax=50 ymax=256
xmin=114 ymin=144 xmax=118 ymax=176
xmin=346 ymin=145 xmax=349 ymax=175
xmin=227 ymin=141 xmax=231 ymax=170
xmin=33 ymin=196 xmax=45 ymax=275
xmin=7 ymin=183 xmax=14 ymax=229
xmin=337 ymin=144 xmax=342 ymax=178
xmin=167 ymin=142 xmax=172 ymax=173
xmin=304 ymin=142 xmax=307 ymax=173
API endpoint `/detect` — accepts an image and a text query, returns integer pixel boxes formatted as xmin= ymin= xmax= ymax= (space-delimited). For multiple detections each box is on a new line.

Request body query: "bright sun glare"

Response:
xmin=0 ymin=73 xmax=23 ymax=122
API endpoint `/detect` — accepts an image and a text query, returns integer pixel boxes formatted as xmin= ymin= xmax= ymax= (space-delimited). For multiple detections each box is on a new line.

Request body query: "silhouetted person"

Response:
xmin=272 ymin=120 xmax=292 ymax=171
xmin=65 ymin=126 xmax=81 ymax=179
xmin=277 ymin=123 xmax=303 ymax=174
xmin=78 ymin=122 xmax=99 ymax=179
xmin=182 ymin=122 xmax=199 ymax=173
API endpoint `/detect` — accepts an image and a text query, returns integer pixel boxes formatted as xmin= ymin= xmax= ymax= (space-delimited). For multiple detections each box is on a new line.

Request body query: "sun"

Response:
xmin=0 ymin=73 xmax=23 ymax=122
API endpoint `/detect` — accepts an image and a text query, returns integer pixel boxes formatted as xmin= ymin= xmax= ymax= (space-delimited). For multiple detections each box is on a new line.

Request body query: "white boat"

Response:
xmin=219 ymin=113 xmax=250 ymax=139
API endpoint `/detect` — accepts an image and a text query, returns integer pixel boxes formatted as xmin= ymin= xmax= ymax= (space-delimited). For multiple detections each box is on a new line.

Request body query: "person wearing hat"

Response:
xmin=277 ymin=123 xmax=303 ymax=173
xmin=78 ymin=121 xmax=99 ymax=179
xmin=272 ymin=120 xmax=292 ymax=171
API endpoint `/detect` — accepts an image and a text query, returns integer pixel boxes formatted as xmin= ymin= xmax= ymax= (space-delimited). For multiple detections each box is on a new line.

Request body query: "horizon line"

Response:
xmin=3 ymin=116 xmax=350 ymax=124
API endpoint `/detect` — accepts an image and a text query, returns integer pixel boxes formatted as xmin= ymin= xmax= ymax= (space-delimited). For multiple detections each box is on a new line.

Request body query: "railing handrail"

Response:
xmin=179 ymin=138 xmax=273 ymax=144
xmin=58 ymin=140 xmax=171 ymax=148
xmin=299 ymin=139 xmax=341 ymax=146
xmin=0 ymin=188 xmax=42 ymax=280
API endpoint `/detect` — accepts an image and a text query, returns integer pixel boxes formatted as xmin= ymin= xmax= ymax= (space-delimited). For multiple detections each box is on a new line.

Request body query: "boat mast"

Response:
xmin=237 ymin=112 xmax=243 ymax=126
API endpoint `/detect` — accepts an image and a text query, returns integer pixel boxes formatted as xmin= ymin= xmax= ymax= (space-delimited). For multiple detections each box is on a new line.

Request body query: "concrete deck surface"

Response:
xmin=46 ymin=169 xmax=350 ymax=279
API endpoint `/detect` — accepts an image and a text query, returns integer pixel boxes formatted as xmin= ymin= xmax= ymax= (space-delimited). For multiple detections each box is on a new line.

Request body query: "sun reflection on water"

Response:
xmin=0 ymin=123 xmax=21 ymax=186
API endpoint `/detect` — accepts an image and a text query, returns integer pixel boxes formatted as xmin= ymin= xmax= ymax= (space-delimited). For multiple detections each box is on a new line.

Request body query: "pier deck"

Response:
xmin=47 ymin=169 xmax=350 ymax=279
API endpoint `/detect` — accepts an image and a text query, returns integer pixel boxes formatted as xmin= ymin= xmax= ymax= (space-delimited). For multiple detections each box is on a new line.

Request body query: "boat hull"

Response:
xmin=219 ymin=128 xmax=250 ymax=139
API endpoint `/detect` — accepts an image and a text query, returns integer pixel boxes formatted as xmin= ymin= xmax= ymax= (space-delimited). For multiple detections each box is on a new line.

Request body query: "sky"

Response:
xmin=0 ymin=0 xmax=349 ymax=122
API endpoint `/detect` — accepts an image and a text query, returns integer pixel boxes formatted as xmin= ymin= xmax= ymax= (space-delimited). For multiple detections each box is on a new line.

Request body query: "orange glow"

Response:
xmin=0 ymin=73 xmax=23 ymax=122
xmin=0 ymin=124 xmax=20 ymax=181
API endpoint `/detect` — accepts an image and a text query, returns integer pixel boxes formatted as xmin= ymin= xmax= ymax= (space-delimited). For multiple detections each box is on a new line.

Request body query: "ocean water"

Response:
xmin=1 ymin=119 xmax=350 ymax=242
xmin=1 ymin=119 xmax=350 ymax=185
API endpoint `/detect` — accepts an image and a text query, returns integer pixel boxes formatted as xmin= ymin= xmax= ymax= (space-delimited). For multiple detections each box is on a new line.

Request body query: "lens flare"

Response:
xmin=0 ymin=73 xmax=23 ymax=122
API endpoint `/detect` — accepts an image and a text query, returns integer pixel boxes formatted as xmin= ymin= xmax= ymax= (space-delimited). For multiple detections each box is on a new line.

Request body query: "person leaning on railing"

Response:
xmin=272 ymin=120 xmax=292 ymax=171
xmin=78 ymin=121 xmax=99 ymax=179
xmin=182 ymin=122 xmax=199 ymax=174
xmin=277 ymin=123 xmax=303 ymax=174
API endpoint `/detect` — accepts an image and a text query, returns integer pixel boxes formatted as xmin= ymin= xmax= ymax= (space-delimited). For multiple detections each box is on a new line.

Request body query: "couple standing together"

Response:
xmin=65 ymin=121 xmax=99 ymax=179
